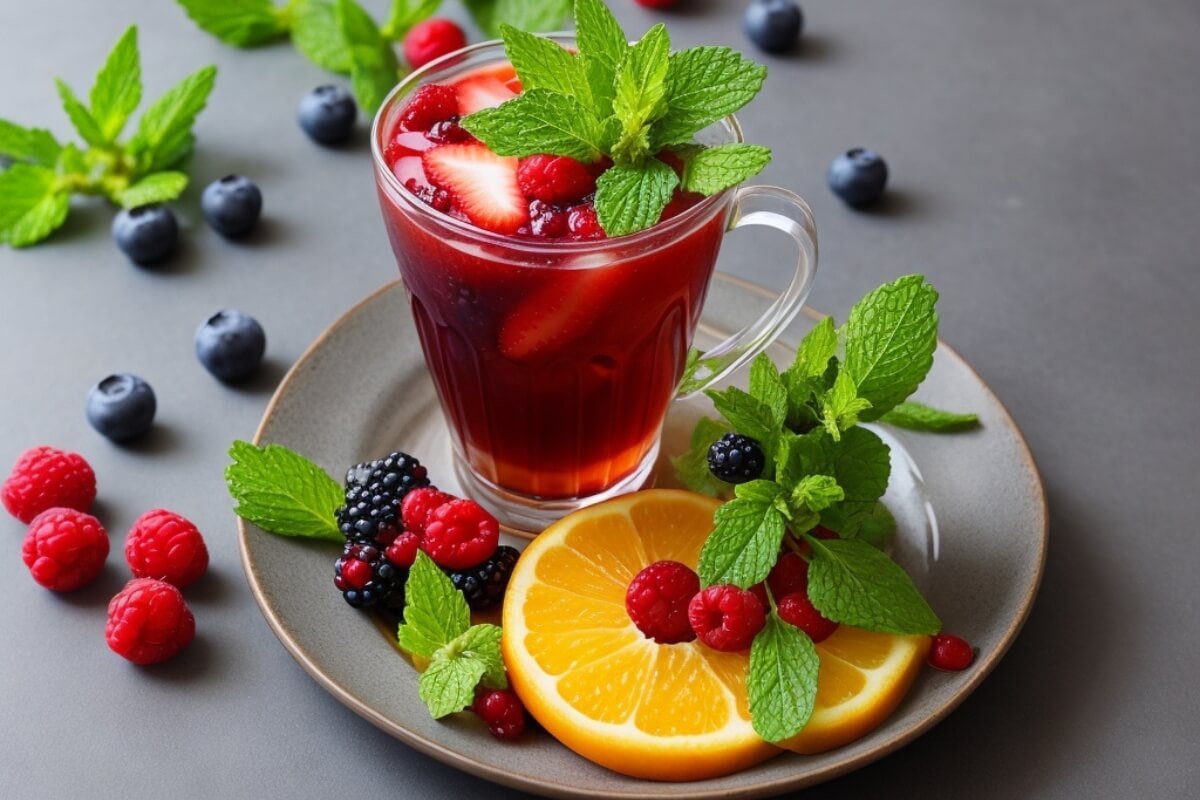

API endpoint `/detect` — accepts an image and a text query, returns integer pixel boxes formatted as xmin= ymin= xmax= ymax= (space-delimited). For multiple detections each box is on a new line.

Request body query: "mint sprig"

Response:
xmin=460 ymin=0 xmax=770 ymax=237
xmin=225 ymin=440 xmax=344 ymax=542
xmin=878 ymin=401 xmax=980 ymax=432
xmin=677 ymin=275 xmax=975 ymax=742
xmin=175 ymin=0 xmax=572 ymax=114
xmin=0 ymin=27 xmax=216 ymax=248
xmin=399 ymin=553 xmax=508 ymax=719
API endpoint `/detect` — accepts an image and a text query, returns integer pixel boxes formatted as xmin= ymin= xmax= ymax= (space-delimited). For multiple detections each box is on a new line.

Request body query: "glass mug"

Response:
xmin=371 ymin=38 xmax=817 ymax=532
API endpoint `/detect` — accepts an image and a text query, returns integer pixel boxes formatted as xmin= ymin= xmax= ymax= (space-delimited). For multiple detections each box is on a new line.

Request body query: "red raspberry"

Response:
xmin=124 ymin=509 xmax=209 ymax=588
xmin=422 ymin=499 xmax=500 ymax=569
xmin=22 ymin=508 xmax=109 ymax=591
xmin=688 ymin=584 xmax=766 ymax=652
xmin=776 ymin=592 xmax=839 ymax=642
xmin=472 ymin=688 xmax=527 ymax=740
xmin=625 ymin=561 xmax=700 ymax=644
xmin=767 ymin=552 xmax=809 ymax=599
xmin=401 ymin=487 xmax=456 ymax=537
xmin=386 ymin=531 xmax=420 ymax=568
xmin=427 ymin=117 xmax=474 ymax=144
xmin=928 ymin=634 xmax=976 ymax=671
xmin=528 ymin=200 xmax=568 ymax=238
xmin=517 ymin=155 xmax=598 ymax=204
xmin=567 ymin=204 xmax=605 ymax=239
xmin=2 ymin=446 xmax=96 ymax=523
xmin=403 ymin=18 xmax=468 ymax=70
xmin=398 ymin=84 xmax=459 ymax=132
xmin=105 ymin=578 xmax=195 ymax=665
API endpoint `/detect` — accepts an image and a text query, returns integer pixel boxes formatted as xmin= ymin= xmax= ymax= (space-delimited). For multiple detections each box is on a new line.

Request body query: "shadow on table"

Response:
xmin=115 ymin=421 xmax=186 ymax=456
xmin=185 ymin=568 xmax=238 ymax=608
xmin=224 ymin=356 xmax=290 ymax=397
xmin=53 ymin=562 xmax=128 ymax=609
xmin=141 ymin=632 xmax=217 ymax=683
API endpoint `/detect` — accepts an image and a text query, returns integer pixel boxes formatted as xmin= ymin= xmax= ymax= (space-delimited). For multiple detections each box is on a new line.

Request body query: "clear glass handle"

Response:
xmin=678 ymin=185 xmax=819 ymax=399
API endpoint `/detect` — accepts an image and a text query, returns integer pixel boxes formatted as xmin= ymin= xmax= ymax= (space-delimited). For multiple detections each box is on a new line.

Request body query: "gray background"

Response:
xmin=1 ymin=0 xmax=1197 ymax=797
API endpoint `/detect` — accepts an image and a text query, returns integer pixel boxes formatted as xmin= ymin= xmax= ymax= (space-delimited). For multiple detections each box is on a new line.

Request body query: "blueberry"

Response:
xmin=744 ymin=0 xmax=804 ymax=54
xmin=195 ymin=309 xmax=266 ymax=382
xmin=201 ymin=175 xmax=262 ymax=237
xmin=827 ymin=148 xmax=889 ymax=208
xmin=111 ymin=204 xmax=178 ymax=264
xmin=298 ymin=85 xmax=357 ymax=145
xmin=86 ymin=374 xmax=157 ymax=441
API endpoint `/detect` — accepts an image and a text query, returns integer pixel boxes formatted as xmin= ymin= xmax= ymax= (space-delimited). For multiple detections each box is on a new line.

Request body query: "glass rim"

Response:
xmin=369 ymin=34 xmax=744 ymax=253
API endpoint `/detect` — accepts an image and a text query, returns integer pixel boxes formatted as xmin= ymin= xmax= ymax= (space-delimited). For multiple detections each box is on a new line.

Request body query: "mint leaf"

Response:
xmin=89 ymin=26 xmax=142 ymax=142
xmin=791 ymin=316 xmax=838 ymax=379
xmin=129 ymin=65 xmax=217 ymax=173
xmin=651 ymin=46 xmax=767 ymax=148
xmin=462 ymin=89 xmax=604 ymax=161
xmin=175 ymin=0 xmax=288 ymax=47
xmin=224 ymin=440 xmax=344 ymax=542
xmin=815 ymin=426 xmax=891 ymax=538
xmin=442 ymin=623 xmax=507 ymax=689
xmin=594 ymin=159 xmax=678 ymax=236
xmin=681 ymin=143 xmax=771 ymax=195
xmin=819 ymin=370 xmax=872 ymax=440
xmin=612 ymin=23 xmax=671 ymax=141
xmin=574 ymin=0 xmax=626 ymax=116
xmin=397 ymin=552 xmax=472 ymax=659
xmin=847 ymin=501 xmax=896 ymax=549
xmin=501 ymin=24 xmax=592 ymax=103
xmin=776 ymin=429 xmax=825 ymax=489
xmin=842 ymin=275 xmax=939 ymax=420
xmin=705 ymin=385 xmax=779 ymax=456
xmin=879 ymin=401 xmax=980 ymax=432
xmin=748 ymin=353 xmax=787 ymax=431
xmin=465 ymin=0 xmax=571 ymax=38
xmin=291 ymin=0 xmax=353 ymax=73
xmin=55 ymin=79 xmax=106 ymax=147
xmin=670 ymin=416 xmax=732 ymax=497
xmin=114 ymin=171 xmax=188 ymax=208
xmin=338 ymin=0 xmax=400 ymax=114
xmin=0 ymin=120 xmax=61 ymax=166
xmin=382 ymin=0 xmax=440 ymax=40
xmin=698 ymin=487 xmax=786 ymax=588
xmin=748 ymin=613 xmax=818 ymax=742
xmin=418 ymin=651 xmax=488 ymax=718
xmin=791 ymin=474 xmax=844 ymax=514
xmin=805 ymin=536 xmax=941 ymax=634
xmin=0 ymin=164 xmax=69 ymax=248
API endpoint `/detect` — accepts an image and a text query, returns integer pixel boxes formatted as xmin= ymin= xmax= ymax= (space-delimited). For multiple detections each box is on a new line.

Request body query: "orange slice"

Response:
xmin=501 ymin=490 xmax=778 ymax=781
xmin=781 ymin=627 xmax=931 ymax=754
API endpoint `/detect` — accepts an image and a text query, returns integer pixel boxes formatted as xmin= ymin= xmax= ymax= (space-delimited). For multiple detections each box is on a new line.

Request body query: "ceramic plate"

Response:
xmin=238 ymin=273 xmax=1046 ymax=798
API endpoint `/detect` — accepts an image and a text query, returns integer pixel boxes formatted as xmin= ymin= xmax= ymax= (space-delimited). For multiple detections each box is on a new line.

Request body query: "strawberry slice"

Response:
xmin=422 ymin=144 xmax=529 ymax=234
xmin=456 ymin=75 xmax=518 ymax=115
xmin=499 ymin=265 xmax=622 ymax=360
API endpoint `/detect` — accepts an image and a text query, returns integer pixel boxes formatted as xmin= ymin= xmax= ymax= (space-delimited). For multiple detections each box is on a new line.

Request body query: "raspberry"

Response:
xmin=517 ymin=154 xmax=597 ymax=205
xmin=688 ymin=584 xmax=766 ymax=652
xmin=767 ymin=552 xmax=809 ymax=599
xmin=447 ymin=545 xmax=519 ymax=611
xmin=336 ymin=451 xmax=430 ymax=544
xmin=404 ymin=178 xmax=452 ymax=212
xmin=567 ymin=204 xmax=605 ymax=239
xmin=22 ymin=508 xmax=109 ymax=591
xmin=403 ymin=18 xmax=468 ymax=70
xmin=707 ymin=434 xmax=766 ymax=484
xmin=334 ymin=542 xmax=406 ymax=610
xmin=398 ymin=84 xmax=459 ymax=132
xmin=625 ymin=560 xmax=700 ymax=644
xmin=928 ymin=634 xmax=975 ymax=671
xmin=423 ymin=499 xmax=500 ymax=569
xmin=400 ymin=486 xmax=456 ymax=537
xmin=105 ymin=578 xmax=195 ymax=665
xmin=776 ymin=592 xmax=839 ymax=642
xmin=386 ymin=531 xmax=420 ymax=568
xmin=528 ymin=200 xmax=568 ymax=238
xmin=124 ymin=509 xmax=209 ymax=588
xmin=427 ymin=116 xmax=474 ymax=144
xmin=2 ymin=446 xmax=96 ymax=523
xmin=472 ymin=688 xmax=527 ymax=740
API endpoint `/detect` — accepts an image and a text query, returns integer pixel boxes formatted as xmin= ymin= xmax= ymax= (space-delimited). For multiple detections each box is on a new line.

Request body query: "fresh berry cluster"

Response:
xmin=3 ymin=446 xmax=206 ymax=665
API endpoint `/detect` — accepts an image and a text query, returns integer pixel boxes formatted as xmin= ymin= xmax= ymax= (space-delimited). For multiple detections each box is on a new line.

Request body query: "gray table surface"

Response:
xmin=2 ymin=0 xmax=1198 ymax=797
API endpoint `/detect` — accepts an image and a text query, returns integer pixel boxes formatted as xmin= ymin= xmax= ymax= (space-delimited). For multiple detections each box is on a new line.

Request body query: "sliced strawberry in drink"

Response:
xmin=422 ymin=144 xmax=529 ymax=234
xmin=499 ymin=263 xmax=622 ymax=360
xmin=456 ymin=75 xmax=518 ymax=115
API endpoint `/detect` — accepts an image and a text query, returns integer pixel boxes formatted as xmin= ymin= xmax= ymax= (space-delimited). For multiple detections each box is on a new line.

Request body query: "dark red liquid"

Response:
xmin=377 ymin=64 xmax=730 ymax=498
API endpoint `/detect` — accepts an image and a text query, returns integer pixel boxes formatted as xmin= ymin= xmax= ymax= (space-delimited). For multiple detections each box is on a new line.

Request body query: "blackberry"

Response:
xmin=334 ymin=542 xmax=408 ymax=611
xmin=707 ymin=434 xmax=767 ymax=484
xmin=446 ymin=545 xmax=519 ymax=611
xmin=337 ymin=451 xmax=431 ymax=544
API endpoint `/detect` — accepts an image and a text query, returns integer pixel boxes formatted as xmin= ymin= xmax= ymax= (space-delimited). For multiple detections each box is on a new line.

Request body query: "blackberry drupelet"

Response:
xmin=446 ymin=545 xmax=519 ymax=611
xmin=334 ymin=542 xmax=408 ymax=611
xmin=707 ymin=434 xmax=767 ymax=484
xmin=336 ymin=451 xmax=431 ymax=544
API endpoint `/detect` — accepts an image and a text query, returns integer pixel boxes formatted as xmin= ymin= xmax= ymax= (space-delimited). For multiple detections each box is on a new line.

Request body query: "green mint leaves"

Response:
xmin=0 ymin=26 xmax=215 ymax=248
xmin=678 ymin=275 xmax=969 ymax=742
xmin=398 ymin=553 xmax=507 ymax=719
xmin=460 ymin=0 xmax=770 ymax=237
xmin=224 ymin=440 xmax=344 ymax=542
xmin=176 ymin=0 xmax=572 ymax=114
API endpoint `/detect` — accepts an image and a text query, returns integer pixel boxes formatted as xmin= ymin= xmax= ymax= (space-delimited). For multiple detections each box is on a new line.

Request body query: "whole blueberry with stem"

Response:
xmin=201 ymin=175 xmax=262 ymax=237
xmin=195 ymin=309 xmax=266 ymax=382
xmin=297 ymin=85 xmax=357 ymax=145
xmin=828 ymin=148 xmax=889 ymax=208
xmin=111 ymin=205 xmax=177 ymax=264
xmin=86 ymin=374 xmax=156 ymax=441
xmin=744 ymin=0 xmax=804 ymax=54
